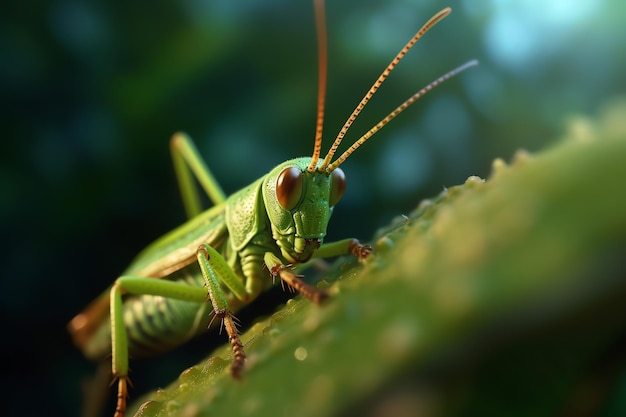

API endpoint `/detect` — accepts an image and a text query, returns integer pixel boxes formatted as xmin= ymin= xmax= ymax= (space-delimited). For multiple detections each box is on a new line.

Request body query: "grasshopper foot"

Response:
xmin=271 ymin=264 xmax=330 ymax=304
xmin=113 ymin=376 xmax=130 ymax=417
xmin=349 ymin=239 xmax=373 ymax=261
xmin=216 ymin=312 xmax=246 ymax=379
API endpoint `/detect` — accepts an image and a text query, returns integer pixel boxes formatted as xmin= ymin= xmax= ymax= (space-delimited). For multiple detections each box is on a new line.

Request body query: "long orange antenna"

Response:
xmin=318 ymin=7 xmax=452 ymax=171
xmin=325 ymin=59 xmax=478 ymax=172
xmin=307 ymin=0 xmax=328 ymax=172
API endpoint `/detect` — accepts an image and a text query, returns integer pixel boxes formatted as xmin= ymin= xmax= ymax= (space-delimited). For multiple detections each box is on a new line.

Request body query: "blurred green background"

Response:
xmin=1 ymin=0 xmax=624 ymax=416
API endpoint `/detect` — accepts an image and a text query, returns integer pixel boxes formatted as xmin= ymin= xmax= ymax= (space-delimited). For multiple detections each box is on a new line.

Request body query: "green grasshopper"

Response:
xmin=68 ymin=1 xmax=476 ymax=416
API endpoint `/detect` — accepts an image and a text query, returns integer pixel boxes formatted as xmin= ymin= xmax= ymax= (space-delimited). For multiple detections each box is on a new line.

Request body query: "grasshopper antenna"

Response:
xmin=325 ymin=59 xmax=478 ymax=172
xmin=307 ymin=0 xmax=328 ymax=172
xmin=319 ymin=8 xmax=454 ymax=171
xmin=317 ymin=7 xmax=471 ymax=172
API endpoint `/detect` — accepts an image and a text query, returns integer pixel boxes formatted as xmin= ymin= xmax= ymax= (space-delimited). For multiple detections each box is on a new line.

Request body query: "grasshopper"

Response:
xmin=68 ymin=1 xmax=477 ymax=416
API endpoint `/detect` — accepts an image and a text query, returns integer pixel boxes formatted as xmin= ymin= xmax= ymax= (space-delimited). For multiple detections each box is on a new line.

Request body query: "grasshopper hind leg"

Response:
xmin=170 ymin=132 xmax=227 ymax=219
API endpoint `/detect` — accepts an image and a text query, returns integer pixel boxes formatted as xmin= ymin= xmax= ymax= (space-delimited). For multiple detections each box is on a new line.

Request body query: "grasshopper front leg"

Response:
xmin=265 ymin=252 xmax=330 ymax=304
xmin=264 ymin=238 xmax=373 ymax=304
xmin=109 ymin=244 xmax=248 ymax=417
xmin=314 ymin=237 xmax=373 ymax=261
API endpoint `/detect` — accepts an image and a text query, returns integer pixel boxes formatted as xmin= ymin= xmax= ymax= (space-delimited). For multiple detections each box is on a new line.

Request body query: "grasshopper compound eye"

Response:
xmin=276 ymin=166 xmax=303 ymax=210
xmin=329 ymin=168 xmax=346 ymax=207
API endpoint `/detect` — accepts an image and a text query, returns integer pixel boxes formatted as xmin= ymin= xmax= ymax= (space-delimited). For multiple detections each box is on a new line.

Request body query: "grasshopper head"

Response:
xmin=260 ymin=4 xmax=476 ymax=263
xmin=262 ymin=157 xmax=345 ymax=263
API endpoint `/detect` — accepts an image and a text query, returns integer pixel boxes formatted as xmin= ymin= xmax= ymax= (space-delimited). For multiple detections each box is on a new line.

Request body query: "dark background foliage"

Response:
xmin=1 ymin=0 xmax=624 ymax=415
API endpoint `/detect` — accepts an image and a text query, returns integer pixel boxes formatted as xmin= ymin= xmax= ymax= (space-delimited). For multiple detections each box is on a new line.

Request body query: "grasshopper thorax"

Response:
xmin=262 ymin=157 xmax=345 ymax=263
